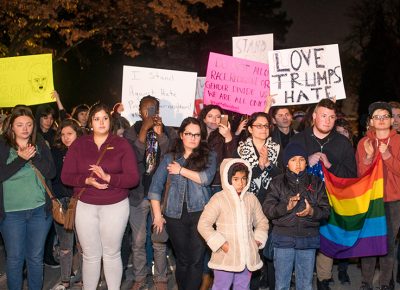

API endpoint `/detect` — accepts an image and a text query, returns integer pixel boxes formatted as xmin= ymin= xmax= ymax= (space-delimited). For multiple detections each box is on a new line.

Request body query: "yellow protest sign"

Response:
xmin=0 ymin=54 xmax=54 ymax=107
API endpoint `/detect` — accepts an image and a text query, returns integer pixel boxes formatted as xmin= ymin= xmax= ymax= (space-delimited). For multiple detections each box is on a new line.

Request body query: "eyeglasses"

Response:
xmin=252 ymin=124 xmax=270 ymax=130
xmin=371 ymin=114 xmax=391 ymax=120
xmin=183 ymin=132 xmax=201 ymax=138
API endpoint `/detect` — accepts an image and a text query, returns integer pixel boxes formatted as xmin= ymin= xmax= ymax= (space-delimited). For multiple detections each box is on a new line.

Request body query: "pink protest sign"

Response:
xmin=203 ymin=52 xmax=269 ymax=115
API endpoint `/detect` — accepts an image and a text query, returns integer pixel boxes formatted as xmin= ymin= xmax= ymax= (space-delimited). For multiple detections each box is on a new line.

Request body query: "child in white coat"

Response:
xmin=198 ymin=158 xmax=269 ymax=290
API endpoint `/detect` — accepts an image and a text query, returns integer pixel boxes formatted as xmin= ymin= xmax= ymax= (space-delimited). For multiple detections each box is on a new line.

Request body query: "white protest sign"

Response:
xmin=268 ymin=44 xmax=346 ymax=106
xmin=233 ymin=33 xmax=273 ymax=64
xmin=121 ymin=66 xmax=197 ymax=127
xmin=194 ymin=77 xmax=205 ymax=117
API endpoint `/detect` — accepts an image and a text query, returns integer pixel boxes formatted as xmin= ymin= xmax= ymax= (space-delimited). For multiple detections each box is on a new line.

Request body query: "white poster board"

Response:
xmin=232 ymin=33 xmax=273 ymax=64
xmin=268 ymin=44 xmax=346 ymax=106
xmin=121 ymin=66 xmax=197 ymax=127
xmin=194 ymin=77 xmax=205 ymax=117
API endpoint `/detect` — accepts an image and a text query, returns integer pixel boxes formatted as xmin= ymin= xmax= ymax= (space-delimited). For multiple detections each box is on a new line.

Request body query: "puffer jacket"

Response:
xmin=198 ymin=158 xmax=269 ymax=272
xmin=263 ymin=170 xmax=329 ymax=238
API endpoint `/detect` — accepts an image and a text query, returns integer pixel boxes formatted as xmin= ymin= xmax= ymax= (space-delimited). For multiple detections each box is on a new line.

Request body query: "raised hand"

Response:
xmin=364 ymin=139 xmax=375 ymax=159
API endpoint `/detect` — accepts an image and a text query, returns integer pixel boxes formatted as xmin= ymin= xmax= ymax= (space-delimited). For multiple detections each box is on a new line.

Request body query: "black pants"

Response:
xmin=165 ymin=206 xmax=205 ymax=290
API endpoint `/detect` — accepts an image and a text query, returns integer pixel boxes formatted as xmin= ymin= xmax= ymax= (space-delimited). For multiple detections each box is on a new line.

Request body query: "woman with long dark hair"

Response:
xmin=0 ymin=106 xmax=55 ymax=290
xmin=198 ymin=104 xmax=235 ymax=194
xmin=51 ymin=118 xmax=84 ymax=289
xmin=149 ymin=117 xmax=217 ymax=290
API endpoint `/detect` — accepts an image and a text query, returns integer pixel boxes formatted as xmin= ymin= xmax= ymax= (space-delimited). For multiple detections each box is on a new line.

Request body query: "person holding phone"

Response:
xmin=123 ymin=95 xmax=177 ymax=290
xmin=199 ymin=105 xmax=236 ymax=195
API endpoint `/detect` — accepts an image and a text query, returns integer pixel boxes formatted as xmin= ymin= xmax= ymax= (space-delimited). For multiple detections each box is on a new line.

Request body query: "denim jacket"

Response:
xmin=148 ymin=151 xmax=217 ymax=219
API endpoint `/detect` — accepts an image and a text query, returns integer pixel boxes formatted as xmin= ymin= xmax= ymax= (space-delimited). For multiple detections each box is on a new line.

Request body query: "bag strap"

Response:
xmin=31 ymin=162 xmax=57 ymax=202
xmin=74 ymin=143 xmax=110 ymax=200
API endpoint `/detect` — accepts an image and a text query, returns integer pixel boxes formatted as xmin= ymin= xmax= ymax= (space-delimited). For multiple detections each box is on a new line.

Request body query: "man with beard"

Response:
xmin=289 ymin=98 xmax=357 ymax=290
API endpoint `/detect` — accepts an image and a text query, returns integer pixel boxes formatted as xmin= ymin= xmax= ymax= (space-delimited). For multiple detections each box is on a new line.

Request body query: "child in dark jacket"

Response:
xmin=263 ymin=143 xmax=330 ymax=290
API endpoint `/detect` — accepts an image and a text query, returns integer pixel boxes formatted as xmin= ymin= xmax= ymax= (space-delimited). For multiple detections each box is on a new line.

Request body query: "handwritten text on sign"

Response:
xmin=232 ymin=33 xmax=273 ymax=64
xmin=121 ymin=66 xmax=197 ymax=127
xmin=268 ymin=44 xmax=346 ymax=106
xmin=0 ymin=54 xmax=54 ymax=107
xmin=204 ymin=52 xmax=269 ymax=115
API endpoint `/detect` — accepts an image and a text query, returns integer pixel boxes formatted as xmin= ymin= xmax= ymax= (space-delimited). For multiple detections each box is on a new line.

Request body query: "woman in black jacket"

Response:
xmin=0 ymin=106 xmax=55 ymax=290
xmin=263 ymin=143 xmax=330 ymax=290
xmin=51 ymin=118 xmax=84 ymax=289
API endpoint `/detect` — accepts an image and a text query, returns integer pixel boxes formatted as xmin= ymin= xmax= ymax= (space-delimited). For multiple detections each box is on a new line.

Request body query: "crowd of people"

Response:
xmin=0 ymin=94 xmax=399 ymax=290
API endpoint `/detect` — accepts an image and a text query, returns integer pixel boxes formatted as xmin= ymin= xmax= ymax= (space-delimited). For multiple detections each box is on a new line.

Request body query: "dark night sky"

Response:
xmin=281 ymin=0 xmax=356 ymax=48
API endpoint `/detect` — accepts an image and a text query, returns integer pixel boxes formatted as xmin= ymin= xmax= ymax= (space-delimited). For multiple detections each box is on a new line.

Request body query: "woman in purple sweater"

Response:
xmin=61 ymin=103 xmax=139 ymax=290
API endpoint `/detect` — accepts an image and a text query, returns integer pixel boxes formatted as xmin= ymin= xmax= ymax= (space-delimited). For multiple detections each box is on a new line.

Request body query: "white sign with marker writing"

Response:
xmin=268 ymin=44 xmax=346 ymax=106
xmin=233 ymin=33 xmax=273 ymax=64
xmin=121 ymin=66 xmax=197 ymax=127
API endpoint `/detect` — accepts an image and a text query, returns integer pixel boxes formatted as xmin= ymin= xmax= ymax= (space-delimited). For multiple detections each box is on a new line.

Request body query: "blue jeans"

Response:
xmin=0 ymin=205 xmax=52 ymax=290
xmin=274 ymin=247 xmax=316 ymax=290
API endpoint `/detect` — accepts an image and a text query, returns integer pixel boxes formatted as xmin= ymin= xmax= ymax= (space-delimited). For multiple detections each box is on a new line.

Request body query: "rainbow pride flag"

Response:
xmin=319 ymin=157 xmax=387 ymax=259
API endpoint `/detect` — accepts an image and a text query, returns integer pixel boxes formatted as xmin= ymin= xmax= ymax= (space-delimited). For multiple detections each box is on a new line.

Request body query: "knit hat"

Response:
xmin=283 ymin=143 xmax=307 ymax=165
xmin=368 ymin=102 xmax=392 ymax=117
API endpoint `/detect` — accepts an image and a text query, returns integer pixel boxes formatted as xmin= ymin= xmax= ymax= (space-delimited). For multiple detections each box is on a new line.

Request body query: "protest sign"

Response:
xmin=232 ymin=33 xmax=273 ymax=64
xmin=194 ymin=77 xmax=205 ymax=117
xmin=121 ymin=66 xmax=197 ymax=127
xmin=203 ymin=52 xmax=269 ymax=115
xmin=0 ymin=54 xmax=54 ymax=107
xmin=268 ymin=44 xmax=346 ymax=106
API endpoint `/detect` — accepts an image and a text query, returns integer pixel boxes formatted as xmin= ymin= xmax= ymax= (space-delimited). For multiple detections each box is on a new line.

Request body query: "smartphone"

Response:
xmin=147 ymin=106 xmax=156 ymax=117
xmin=220 ymin=114 xmax=229 ymax=126
xmin=240 ymin=114 xmax=249 ymax=123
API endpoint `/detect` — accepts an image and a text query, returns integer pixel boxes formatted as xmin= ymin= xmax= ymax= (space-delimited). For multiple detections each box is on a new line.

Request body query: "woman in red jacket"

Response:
xmin=62 ymin=103 xmax=139 ymax=290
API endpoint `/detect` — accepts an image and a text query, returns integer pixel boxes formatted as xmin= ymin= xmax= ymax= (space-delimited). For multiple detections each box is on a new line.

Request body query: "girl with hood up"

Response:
xmin=198 ymin=158 xmax=268 ymax=290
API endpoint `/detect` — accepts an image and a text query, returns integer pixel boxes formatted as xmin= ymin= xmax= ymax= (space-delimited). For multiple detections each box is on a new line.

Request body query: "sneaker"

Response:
xmin=317 ymin=279 xmax=331 ymax=290
xmin=359 ymin=282 xmax=373 ymax=290
xmin=338 ymin=270 xmax=350 ymax=284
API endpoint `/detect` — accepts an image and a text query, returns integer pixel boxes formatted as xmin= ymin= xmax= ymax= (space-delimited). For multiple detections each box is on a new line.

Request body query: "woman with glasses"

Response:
xmin=234 ymin=112 xmax=282 ymax=204
xmin=149 ymin=117 xmax=217 ymax=290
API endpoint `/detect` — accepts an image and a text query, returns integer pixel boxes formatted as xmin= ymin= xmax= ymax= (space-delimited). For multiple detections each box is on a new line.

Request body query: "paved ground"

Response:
xmin=0 ymin=242 xmax=400 ymax=290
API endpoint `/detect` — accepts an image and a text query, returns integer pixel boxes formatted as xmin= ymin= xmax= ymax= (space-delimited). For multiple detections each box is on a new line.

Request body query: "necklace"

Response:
xmin=311 ymin=134 xmax=330 ymax=152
